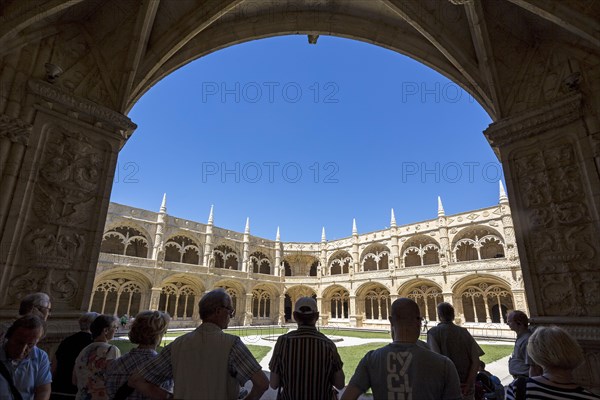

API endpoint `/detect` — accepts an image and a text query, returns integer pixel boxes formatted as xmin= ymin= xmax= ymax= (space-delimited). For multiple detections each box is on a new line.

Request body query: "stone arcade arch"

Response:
xmin=0 ymin=1 xmax=598 ymax=389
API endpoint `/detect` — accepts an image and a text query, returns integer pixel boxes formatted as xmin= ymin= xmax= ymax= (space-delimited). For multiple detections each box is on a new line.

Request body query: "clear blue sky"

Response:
xmin=113 ymin=35 xmax=501 ymax=242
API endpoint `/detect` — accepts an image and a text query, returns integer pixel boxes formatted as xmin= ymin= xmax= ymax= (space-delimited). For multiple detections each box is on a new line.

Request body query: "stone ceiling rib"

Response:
xmin=119 ymin=0 xmax=161 ymax=112
xmin=131 ymin=0 xmax=244 ymax=104
xmin=463 ymin=0 xmax=502 ymax=119
xmin=381 ymin=0 xmax=492 ymax=116
xmin=0 ymin=0 xmax=84 ymax=47
xmin=505 ymin=0 xmax=600 ymax=49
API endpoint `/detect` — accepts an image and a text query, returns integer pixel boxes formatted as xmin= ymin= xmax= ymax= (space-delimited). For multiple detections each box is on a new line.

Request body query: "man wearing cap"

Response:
xmin=269 ymin=297 xmax=344 ymax=400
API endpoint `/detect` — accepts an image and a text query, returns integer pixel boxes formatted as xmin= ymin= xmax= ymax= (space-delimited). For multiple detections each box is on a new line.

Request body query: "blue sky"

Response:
xmin=113 ymin=35 xmax=501 ymax=242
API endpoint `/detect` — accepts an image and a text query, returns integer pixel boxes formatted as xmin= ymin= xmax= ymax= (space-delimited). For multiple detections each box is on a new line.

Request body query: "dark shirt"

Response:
xmin=269 ymin=325 xmax=343 ymax=400
xmin=51 ymin=331 xmax=93 ymax=396
xmin=427 ymin=322 xmax=484 ymax=384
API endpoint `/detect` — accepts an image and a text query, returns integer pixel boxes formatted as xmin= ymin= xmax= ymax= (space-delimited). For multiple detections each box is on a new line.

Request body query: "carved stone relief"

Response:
xmin=508 ymin=136 xmax=599 ymax=316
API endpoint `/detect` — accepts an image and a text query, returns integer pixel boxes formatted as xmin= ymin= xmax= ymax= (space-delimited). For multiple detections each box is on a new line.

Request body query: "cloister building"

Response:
xmin=92 ymin=183 xmax=526 ymax=333
xmin=1 ymin=0 xmax=597 ymax=391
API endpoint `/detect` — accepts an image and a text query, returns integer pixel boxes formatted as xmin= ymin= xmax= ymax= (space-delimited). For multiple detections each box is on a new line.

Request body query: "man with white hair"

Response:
xmin=130 ymin=289 xmax=268 ymax=400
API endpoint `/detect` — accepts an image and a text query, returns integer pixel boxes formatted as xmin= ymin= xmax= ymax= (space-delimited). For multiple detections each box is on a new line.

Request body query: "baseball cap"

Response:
xmin=294 ymin=297 xmax=318 ymax=314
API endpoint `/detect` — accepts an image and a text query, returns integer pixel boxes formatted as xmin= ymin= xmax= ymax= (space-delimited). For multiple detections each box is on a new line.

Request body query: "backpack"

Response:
xmin=476 ymin=371 xmax=505 ymax=400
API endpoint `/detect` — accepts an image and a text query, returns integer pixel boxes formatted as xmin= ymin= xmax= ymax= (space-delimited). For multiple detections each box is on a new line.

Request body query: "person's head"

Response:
xmin=507 ymin=310 xmax=529 ymax=333
xmin=5 ymin=315 xmax=45 ymax=361
xmin=129 ymin=311 xmax=170 ymax=347
xmin=437 ymin=302 xmax=455 ymax=323
xmin=292 ymin=297 xmax=319 ymax=326
xmin=90 ymin=314 xmax=119 ymax=341
xmin=19 ymin=292 xmax=51 ymax=321
xmin=479 ymin=360 xmax=486 ymax=371
xmin=79 ymin=312 xmax=99 ymax=331
xmin=527 ymin=326 xmax=584 ymax=372
xmin=389 ymin=298 xmax=422 ymax=343
xmin=199 ymin=289 xmax=234 ymax=329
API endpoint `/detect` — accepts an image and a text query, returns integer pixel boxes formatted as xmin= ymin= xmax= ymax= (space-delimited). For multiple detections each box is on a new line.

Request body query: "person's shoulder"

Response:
xmin=31 ymin=345 xmax=48 ymax=356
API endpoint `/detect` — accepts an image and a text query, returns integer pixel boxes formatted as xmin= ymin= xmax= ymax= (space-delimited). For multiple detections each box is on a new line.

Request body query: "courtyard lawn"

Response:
xmin=162 ymin=327 xmax=288 ymax=338
xmin=110 ymin=339 xmax=137 ymax=354
xmin=246 ymin=344 xmax=272 ymax=362
xmin=227 ymin=327 xmax=288 ymax=337
xmin=480 ymin=344 xmax=513 ymax=364
xmin=319 ymin=328 xmax=390 ymax=339
xmin=337 ymin=342 xmax=388 ymax=381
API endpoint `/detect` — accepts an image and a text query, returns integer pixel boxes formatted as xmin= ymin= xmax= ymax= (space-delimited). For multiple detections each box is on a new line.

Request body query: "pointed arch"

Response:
xmin=401 ymin=235 xmax=441 ymax=267
xmin=360 ymin=243 xmax=391 ymax=271
xmin=356 ymin=282 xmax=391 ymax=321
xmin=249 ymin=251 xmax=272 ymax=274
xmin=213 ymin=245 xmax=239 ymax=270
xmin=328 ymin=250 xmax=352 ymax=275
xmin=453 ymin=275 xmax=514 ymax=323
xmin=451 ymin=225 xmax=505 ymax=262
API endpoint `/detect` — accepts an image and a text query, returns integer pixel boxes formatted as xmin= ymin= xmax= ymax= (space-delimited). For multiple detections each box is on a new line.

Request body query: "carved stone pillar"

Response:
xmin=511 ymin=289 xmax=528 ymax=314
xmin=278 ymin=294 xmax=285 ymax=325
xmin=0 ymin=80 xmax=136 ymax=338
xmin=243 ymin=293 xmax=253 ymax=326
xmin=485 ymin=93 xmax=600 ymax=390
xmin=192 ymin=294 xmax=200 ymax=322
xmin=349 ymin=295 xmax=361 ymax=327
xmin=149 ymin=288 xmax=162 ymax=311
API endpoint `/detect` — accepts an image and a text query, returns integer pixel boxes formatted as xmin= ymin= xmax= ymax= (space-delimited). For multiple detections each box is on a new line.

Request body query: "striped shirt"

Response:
xmin=269 ymin=325 xmax=343 ymax=400
xmin=105 ymin=347 xmax=173 ymax=400
xmin=506 ymin=378 xmax=600 ymax=400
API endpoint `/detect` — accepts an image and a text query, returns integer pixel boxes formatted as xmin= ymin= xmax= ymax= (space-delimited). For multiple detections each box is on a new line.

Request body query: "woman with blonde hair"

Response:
xmin=105 ymin=311 xmax=172 ymax=400
xmin=506 ymin=326 xmax=599 ymax=399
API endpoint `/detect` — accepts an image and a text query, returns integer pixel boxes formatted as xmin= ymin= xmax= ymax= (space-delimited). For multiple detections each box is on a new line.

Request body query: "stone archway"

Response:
xmin=0 ymin=0 xmax=598 ymax=389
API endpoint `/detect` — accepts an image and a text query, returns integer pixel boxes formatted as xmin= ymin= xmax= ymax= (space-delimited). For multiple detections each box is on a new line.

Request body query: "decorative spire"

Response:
xmin=438 ymin=196 xmax=445 ymax=217
xmin=390 ymin=208 xmax=397 ymax=227
xmin=159 ymin=193 xmax=167 ymax=213
xmin=276 ymin=226 xmax=280 ymax=241
xmin=321 ymin=227 xmax=326 ymax=242
xmin=352 ymin=218 xmax=358 ymax=235
xmin=207 ymin=205 xmax=214 ymax=225
xmin=499 ymin=180 xmax=508 ymax=203
xmin=244 ymin=217 xmax=250 ymax=234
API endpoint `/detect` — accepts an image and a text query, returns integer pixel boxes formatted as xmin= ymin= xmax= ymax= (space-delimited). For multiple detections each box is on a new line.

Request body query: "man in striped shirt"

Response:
xmin=269 ymin=297 xmax=344 ymax=400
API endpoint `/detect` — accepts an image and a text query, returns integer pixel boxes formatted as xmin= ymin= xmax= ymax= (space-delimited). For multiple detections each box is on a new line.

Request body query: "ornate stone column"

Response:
xmin=0 ymin=80 xmax=135 ymax=340
xmin=149 ymin=288 xmax=162 ymax=311
xmin=243 ymin=292 xmax=253 ymax=326
xmin=349 ymin=295 xmax=362 ymax=327
xmin=278 ymin=293 xmax=285 ymax=325
xmin=485 ymin=93 xmax=600 ymax=390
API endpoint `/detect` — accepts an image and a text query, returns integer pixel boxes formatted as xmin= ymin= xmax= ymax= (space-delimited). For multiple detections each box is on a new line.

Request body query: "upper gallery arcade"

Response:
xmin=0 ymin=0 xmax=598 ymax=391
xmin=92 ymin=185 xmax=525 ymax=332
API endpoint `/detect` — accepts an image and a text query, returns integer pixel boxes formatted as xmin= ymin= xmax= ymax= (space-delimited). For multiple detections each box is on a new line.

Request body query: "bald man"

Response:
xmin=341 ymin=298 xmax=462 ymax=400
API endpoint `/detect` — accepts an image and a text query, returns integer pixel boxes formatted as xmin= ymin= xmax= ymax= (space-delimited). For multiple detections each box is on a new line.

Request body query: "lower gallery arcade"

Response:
xmin=91 ymin=192 xmax=526 ymax=333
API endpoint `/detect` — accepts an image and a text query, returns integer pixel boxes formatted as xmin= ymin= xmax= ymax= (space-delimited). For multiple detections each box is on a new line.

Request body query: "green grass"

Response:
xmin=480 ymin=344 xmax=513 ymax=364
xmin=337 ymin=342 xmax=388 ymax=380
xmin=109 ymin=339 xmax=137 ymax=354
xmin=319 ymin=328 xmax=390 ymax=339
xmin=227 ymin=327 xmax=288 ymax=337
xmin=246 ymin=344 xmax=272 ymax=362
